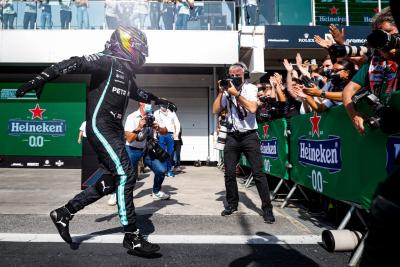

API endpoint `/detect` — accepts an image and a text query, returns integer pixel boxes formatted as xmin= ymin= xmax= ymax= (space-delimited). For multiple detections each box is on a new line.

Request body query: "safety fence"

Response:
xmin=240 ymin=91 xmax=400 ymax=210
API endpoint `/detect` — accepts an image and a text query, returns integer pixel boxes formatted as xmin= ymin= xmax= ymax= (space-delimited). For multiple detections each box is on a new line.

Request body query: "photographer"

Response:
xmin=154 ymin=102 xmax=181 ymax=177
xmin=343 ymin=7 xmax=399 ymax=134
xmin=212 ymin=62 xmax=275 ymax=224
xmin=109 ymin=102 xmax=170 ymax=204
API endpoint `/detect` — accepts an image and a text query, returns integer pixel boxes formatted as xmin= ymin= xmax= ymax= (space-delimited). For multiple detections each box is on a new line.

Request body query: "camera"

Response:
xmin=220 ymin=78 xmax=232 ymax=88
xmin=329 ymin=44 xmax=369 ymax=57
xmin=145 ymin=113 xmax=155 ymax=127
xmin=352 ymin=89 xmax=400 ymax=134
xmin=147 ymin=138 xmax=170 ymax=162
xmin=220 ymin=76 xmax=243 ymax=88
xmin=367 ymin=30 xmax=400 ymax=50
xmin=215 ymin=120 xmax=228 ymax=151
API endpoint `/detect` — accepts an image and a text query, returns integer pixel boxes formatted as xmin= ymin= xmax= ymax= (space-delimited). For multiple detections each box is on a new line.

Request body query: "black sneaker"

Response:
xmin=123 ymin=230 xmax=160 ymax=256
xmin=50 ymin=206 xmax=73 ymax=244
xmin=221 ymin=206 xmax=238 ymax=216
xmin=263 ymin=207 xmax=275 ymax=224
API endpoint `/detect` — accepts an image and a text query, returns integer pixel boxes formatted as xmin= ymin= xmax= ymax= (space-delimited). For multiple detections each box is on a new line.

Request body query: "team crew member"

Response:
xmin=16 ymin=25 xmax=173 ymax=256
xmin=212 ymin=62 xmax=275 ymax=224
xmin=154 ymin=104 xmax=181 ymax=177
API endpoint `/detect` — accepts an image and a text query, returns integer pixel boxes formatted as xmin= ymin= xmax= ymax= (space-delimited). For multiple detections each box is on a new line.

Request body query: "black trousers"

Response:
xmin=67 ymin=119 xmax=137 ymax=232
xmin=223 ymin=131 xmax=272 ymax=210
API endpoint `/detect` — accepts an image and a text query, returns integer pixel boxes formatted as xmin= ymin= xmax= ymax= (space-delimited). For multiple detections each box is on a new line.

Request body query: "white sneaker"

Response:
xmin=107 ymin=193 xmax=117 ymax=206
xmin=152 ymin=191 xmax=170 ymax=200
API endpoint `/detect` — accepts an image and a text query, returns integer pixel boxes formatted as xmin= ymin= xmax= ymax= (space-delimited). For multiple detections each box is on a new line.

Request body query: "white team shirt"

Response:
xmin=154 ymin=109 xmax=180 ymax=134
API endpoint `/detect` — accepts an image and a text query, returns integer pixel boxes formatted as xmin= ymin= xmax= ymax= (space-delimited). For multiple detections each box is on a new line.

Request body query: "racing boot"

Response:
xmin=50 ymin=206 xmax=74 ymax=244
xmin=123 ymin=229 xmax=160 ymax=256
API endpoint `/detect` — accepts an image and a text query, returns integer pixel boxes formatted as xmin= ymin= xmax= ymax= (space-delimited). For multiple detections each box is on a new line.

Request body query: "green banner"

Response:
xmin=290 ymin=92 xmax=400 ymax=209
xmin=240 ymin=119 xmax=289 ymax=180
xmin=0 ymin=83 xmax=86 ymax=157
xmin=315 ymin=0 xmax=389 ymax=26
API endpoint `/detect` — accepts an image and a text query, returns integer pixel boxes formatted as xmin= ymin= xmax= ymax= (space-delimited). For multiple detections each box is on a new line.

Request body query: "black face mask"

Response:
xmin=323 ymin=69 xmax=332 ymax=77
xmin=330 ymin=73 xmax=346 ymax=90
xmin=230 ymin=76 xmax=243 ymax=87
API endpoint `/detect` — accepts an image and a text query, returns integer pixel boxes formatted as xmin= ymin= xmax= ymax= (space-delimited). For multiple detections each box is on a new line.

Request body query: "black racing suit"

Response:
xmin=22 ymin=52 xmax=160 ymax=232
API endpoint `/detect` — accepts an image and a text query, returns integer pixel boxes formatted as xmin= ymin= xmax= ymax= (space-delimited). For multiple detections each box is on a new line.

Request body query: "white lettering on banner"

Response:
xmin=264 ymin=159 xmax=271 ymax=173
xmin=10 ymin=122 xmax=63 ymax=134
xmin=318 ymin=16 xmax=346 ymax=23
xmin=299 ymin=143 xmax=338 ymax=165
xmin=311 ymin=170 xmax=324 ymax=193
xmin=260 ymin=143 xmax=277 ymax=155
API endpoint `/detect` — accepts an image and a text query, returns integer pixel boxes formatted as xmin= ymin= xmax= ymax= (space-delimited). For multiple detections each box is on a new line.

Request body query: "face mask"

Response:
xmin=323 ymin=69 xmax=332 ymax=77
xmin=144 ymin=104 xmax=152 ymax=113
xmin=330 ymin=73 xmax=344 ymax=87
xmin=230 ymin=76 xmax=243 ymax=87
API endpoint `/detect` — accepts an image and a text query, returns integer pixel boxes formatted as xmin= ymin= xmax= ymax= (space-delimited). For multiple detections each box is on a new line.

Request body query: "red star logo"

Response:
xmin=310 ymin=112 xmax=321 ymax=137
xmin=373 ymin=7 xmax=379 ymax=13
xmin=263 ymin=124 xmax=269 ymax=138
xmin=29 ymin=104 xmax=46 ymax=120
xmin=330 ymin=6 xmax=338 ymax=15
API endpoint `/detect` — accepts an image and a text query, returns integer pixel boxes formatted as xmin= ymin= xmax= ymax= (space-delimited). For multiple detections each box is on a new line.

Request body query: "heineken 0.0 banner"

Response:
xmin=0 ymin=82 xmax=86 ymax=161
xmin=290 ymin=92 xmax=400 ymax=209
xmin=240 ymin=119 xmax=289 ymax=180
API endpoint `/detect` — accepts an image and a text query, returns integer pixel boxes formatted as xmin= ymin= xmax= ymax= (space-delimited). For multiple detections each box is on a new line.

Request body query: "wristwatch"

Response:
xmin=320 ymin=90 xmax=326 ymax=98
xmin=133 ymin=130 xmax=141 ymax=134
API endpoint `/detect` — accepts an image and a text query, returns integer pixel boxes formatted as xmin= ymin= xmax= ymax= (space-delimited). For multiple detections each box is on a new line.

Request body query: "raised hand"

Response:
xmin=283 ymin=59 xmax=293 ymax=72
xmin=314 ymin=35 xmax=334 ymax=49
xmin=296 ymin=53 xmax=303 ymax=66
xmin=329 ymin=24 xmax=345 ymax=45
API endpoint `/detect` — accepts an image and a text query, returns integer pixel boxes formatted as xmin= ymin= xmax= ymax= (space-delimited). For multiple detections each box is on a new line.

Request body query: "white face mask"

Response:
xmin=144 ymin=104 xmax=152 ymax=113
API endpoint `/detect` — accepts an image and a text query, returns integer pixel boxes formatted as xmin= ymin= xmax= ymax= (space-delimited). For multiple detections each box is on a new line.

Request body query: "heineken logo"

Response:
xmin=260 ymin=138 xmax=278 ymax=160
xmin=8 ymin=103 xmax=66 ymax=137
xmin=298 ymin=112 xmax=342 ymax=172
xmin=8 ymin=120 xmax=66 ymax=136
xmin=386 ymin=135 xmax=400 ymax=174
xmin=298 ymin=136 xmax=342 ymax=173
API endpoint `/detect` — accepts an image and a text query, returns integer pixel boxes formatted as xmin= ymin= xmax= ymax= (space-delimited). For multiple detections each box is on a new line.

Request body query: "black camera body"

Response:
xmin=352 ymin=89 xmax=400 ymax=134
xmin=220 ymin=76 xmax=243 ymax=88
xmin=145 ymin=114 xmax=155 ymax=127
xmin=367 ymin=30 xmax=400 ymax=50
xmin=147 ymin=138 xmax=170 ymax=162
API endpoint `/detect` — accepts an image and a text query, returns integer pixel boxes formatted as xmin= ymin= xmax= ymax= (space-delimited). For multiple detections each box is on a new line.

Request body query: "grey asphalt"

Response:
xmin=0 ymin=167 xmax=351 ymax=266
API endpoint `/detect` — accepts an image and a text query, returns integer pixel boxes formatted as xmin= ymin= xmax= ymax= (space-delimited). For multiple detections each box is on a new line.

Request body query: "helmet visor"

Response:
xmin=119 ymin=30 xmax=149 ymax=57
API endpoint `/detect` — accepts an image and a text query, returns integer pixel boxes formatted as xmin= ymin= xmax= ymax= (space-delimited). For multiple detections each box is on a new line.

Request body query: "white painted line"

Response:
xmin=0 ymin=233 xmax=321 ymax=245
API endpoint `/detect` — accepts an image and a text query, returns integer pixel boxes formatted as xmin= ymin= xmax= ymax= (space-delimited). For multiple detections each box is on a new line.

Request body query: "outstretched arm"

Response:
xmin=16 ymin=54 xmax=108 ymax=99
xmin=129 ymin=79 xmax=176 ymax=107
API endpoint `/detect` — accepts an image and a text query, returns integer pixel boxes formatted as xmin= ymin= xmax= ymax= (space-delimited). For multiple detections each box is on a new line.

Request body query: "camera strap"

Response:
xmin=227 ymin=93 xmax=247 ymax=121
